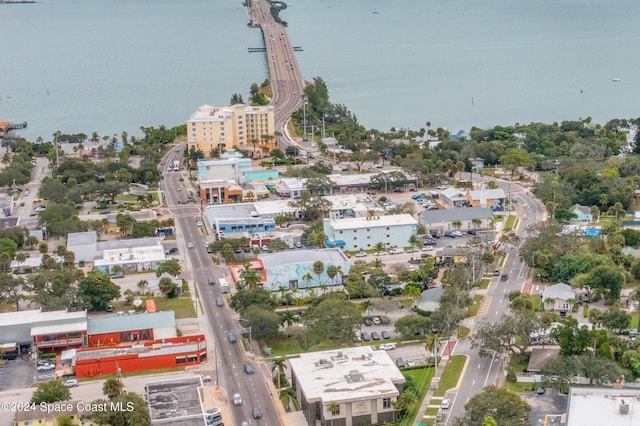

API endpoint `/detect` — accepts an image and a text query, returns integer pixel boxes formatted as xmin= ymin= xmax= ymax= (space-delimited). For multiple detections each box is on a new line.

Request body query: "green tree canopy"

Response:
xmin=31 ymin=380 xmax=71 ymax=404
xmin=460 ymin=386 xmax=530 ymax=426
xmin=78 ymin=271 xmax=121 ymax=311
xmin=305 ymin=293 xmax=362 ymax=344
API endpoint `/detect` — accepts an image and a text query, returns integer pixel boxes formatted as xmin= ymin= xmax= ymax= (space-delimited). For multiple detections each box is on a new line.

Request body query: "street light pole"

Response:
xmin=303 ymin=102 xmax=307 ymax=141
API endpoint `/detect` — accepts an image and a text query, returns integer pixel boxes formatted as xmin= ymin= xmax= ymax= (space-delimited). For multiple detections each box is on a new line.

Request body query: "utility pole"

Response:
xmin=54 ymin=132 xmax=60 ymax=168
xmin=322 ymin=115 xmax=326 ymax=139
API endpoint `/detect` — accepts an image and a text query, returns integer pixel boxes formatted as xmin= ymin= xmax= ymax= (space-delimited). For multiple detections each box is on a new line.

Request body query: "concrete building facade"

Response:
xmin=323 ymin=214 xmax=418 ymax=252
xmin=187 ymin=104 xmax=275 ymax=157
xmin=289 ymin=346 xmax=405 ymax=426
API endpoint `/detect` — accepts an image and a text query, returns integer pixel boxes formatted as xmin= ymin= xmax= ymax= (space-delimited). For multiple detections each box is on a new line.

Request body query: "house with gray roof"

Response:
xmin=542 ymin=283 xmax=576 ymax=317
xmin=440 ymin=188 xmax=467 ymax=207
xmin=414 ymin=288 xmax=445 ymax=312
xmin=569 ymin=204 xmax=593 ymax=222
xmin=421 ymin=207 xmax=494 ymax=236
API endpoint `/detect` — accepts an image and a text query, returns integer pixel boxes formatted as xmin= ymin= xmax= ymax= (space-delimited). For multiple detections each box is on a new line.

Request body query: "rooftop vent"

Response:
xmin=619 ymin=400 xmax=629 ymax=415
xmin=346 ymin=370 xmax=364 ymax=383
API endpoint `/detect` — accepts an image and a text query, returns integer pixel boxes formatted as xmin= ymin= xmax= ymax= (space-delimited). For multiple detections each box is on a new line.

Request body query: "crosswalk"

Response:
xmin=476 ymin=296 xmax=493 ymax=316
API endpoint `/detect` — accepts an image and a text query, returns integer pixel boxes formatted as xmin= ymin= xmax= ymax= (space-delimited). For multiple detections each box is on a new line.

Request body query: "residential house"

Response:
xmin=414 ymin=288 xmax=445 ymax=312
xmin=542 ymin=283 xmax=577 ymax=317
xmin=569 ymin=204 xmax=593 ymax=222
xmin=527 ymin=348 xmax=560 ymax=374
xmin=440 ymin=188 xmax=467 ymax=207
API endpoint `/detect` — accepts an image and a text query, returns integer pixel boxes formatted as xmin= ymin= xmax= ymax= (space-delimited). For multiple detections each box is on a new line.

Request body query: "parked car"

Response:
xmin=379 ymin=343 xmax=396 ymax=351
xmin=389 ymin=248 xmax=403 ymax=254
xmin=363 ymin=318 xmax=373 ymax=326
xmin=63 ymin=379 xmax=78 ymax=387
xmin=35 ymin=206 xmax=46 ymax=212
xmin=371 ymin=332 xmax=381 ymax=340
xmin=466 ymin=229 xmax=477 ymax=235
xmin=106 ymin=305 xmax=115 ymax=312
xmin=535 ymin=387 xmax=545 ymax=395
xmin=295 ymin=242 xmax=303 ymax=248
xmin=396 ymin=358 xmax=405 ymax=368
xmin=37 ymin=363 xmax=55 ymax=371
xmin=216 ymin=297 xmax=224 ymax=307
xmin=441 ymin=398 xmax=451 ymax=409
xmin=200 ymin=374 xmax=212 ymax=382
xmin=431 ymin=233 xmax=441 ymax=239
xmin=444 ymin=232 xmax=455 ymax=238
xmin=422 ymin=245 xmax=434 ymax=251
xmin=361 ymin=332 xmax=371 ymax=341
xmin=110 ymin=272 xmax=124 ymax=279
xmin=381 ymin=331 xmax=391 ymax=339
xmin=165 ymin=247 xmax=178 ymax=254
xmin=405 ymin=248 xmax=419 ymax=253
xmin=406 ymin=359 xmax=417 ymax=367
xmin=355 ymin=251 xmax=367 ymax=257
xmin=452 ymin=231 xmax=462 ymax=237
xmin=372 ymin=317 xmax=381 ymax=325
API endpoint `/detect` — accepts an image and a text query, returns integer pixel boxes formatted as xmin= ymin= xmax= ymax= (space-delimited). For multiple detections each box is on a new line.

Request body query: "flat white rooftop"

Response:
xmin=289 ymin=346 xmax=404 ymax=404
xmin=327 ymin=214 xmax=417 ymax=230
xmin=259 ymin=248 xmax=348 ymax=268
xmin=95 ymin=243 xmax=165 ymax=266
xmin=566 ymin=387 xmax=640 ymax=426
xmin=0 ymin=309 xmax=87 ymax=327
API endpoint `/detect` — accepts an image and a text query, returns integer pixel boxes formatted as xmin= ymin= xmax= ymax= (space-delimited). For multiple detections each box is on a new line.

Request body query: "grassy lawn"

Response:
xmin=425 ymin=407 xmax=439 ymax=416
xmin=504 ymin=380 xmax=536 ymax=394
xmin=494 ymin=215 xmax=504 ymax=222
xmin=631 ymin=314 xmax=638 ymax=330
xmin=508 ymin=354 xmax=529 ymax=374
xmin=478 ymin=278 xmax=490 ymax=289
xmin=458 ymin=326 xmax=470 ymax=339
xmin=525 ymin=294 xmax=541 ymax=310
xmin=152 ymin=297 xmax=196 ymax=319
xmin=467 ymin=295 xmax=484 ymax=317
xmin=396 ymin=367 xmax=434 ymax=426
xmin=504 ymin=215 xmax=516 ymax=231
xmin=116 ymin=194 xmax=139 ymax=202
xmin=434 ymin=355 xmax=466 ymax=396
xmin=397 ymin=298 xmax=414 ymax=308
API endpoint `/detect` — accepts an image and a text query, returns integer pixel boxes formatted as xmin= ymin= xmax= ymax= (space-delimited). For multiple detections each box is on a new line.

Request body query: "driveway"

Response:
xmin=0 ymin=355 xmax=36 ymax=392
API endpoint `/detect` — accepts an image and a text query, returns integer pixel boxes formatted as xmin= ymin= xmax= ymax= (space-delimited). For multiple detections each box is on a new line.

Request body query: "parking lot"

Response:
xmin=0 ymin=355 xmax=37 ymax=391
xmin=521 ymin=388 xmax=567 ymax=424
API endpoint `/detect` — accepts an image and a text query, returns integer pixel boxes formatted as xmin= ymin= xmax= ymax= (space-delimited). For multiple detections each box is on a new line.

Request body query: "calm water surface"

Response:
xmin=1 ymin=0 xmax=638 ymax=140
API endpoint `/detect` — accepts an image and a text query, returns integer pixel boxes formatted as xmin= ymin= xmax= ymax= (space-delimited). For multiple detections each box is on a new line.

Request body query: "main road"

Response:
xmin=443 ymin=179 xmax=546 ymax=424
xmin=161 ymin=147 xmax=281 ymax=426
xmin=248 ymin=0 xmax=305 ymax=150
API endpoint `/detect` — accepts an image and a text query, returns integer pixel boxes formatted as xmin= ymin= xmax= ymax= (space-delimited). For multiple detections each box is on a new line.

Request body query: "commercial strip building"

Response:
xmin=203 ymin=194 xmax=382 ymax=243
xmin=86 ymin=311 xmax=177 ymax=347
xmin=187 ymin=103 xmax=276 ymax=157
xmin=72 ymin=334 xmax=207 ymax=378
xmin=322 ymin=214 xmax=418 ymax=252
xmin=229 ymin=248 xmax=350 ymax=292
xmin=67 ymin=231 xmax=167 ymax=272
xmin=289 ymin=346 xmax=405 ymax=426
xmin=421 ymin=207 xmax=494 ymax=236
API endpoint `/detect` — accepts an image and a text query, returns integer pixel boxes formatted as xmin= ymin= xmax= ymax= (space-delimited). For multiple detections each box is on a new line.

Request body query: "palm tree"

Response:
xmin=137 ymin=279 xmax=149 ymax=295
xmin=102 ymin=377 xmax=124 ymax=399
xmin=301 ymin=272 xmax=313 ymax=289
xmin=312 ymin=260 xmax=325 ymax=286
xmin=472 ymin=218 xmax=482 ymax=229
xmin=25 ymin=235 xmax=39 ymax=249
xmin=15 ymin=252 xmax=27 ymax=269
xmin=326 ymin=265 xmax=338 ymax=286
xmin=599 ymin=193 xmax=608 ymax=211
xmin=360 ymin=299 xmax=373 ymax=315
xmin=38 ymin=242 xmax=48 ymax=255
xmin=452 ymin=220 xmax=462 ymax=230
xmin=374 ymin=241 xmax=385 ymax=253
xmin=280 ymin=310 xmax=296 ymax=329
xmin=543 ymin=297 xmax=556 ymax=312
xmin=271 ymin=358 xmax=288 ymax=389
xmin=327 ymin=401 xmax=340 ymax=425
xmin=242 ymin=266 xmax=261 ymax=290
xmin=279 ymin=387 xmax=300 ymax=412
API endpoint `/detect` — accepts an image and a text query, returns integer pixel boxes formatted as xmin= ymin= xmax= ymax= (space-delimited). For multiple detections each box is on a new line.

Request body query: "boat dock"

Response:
xmin=0 ymin=120 xmax=28 ymax=137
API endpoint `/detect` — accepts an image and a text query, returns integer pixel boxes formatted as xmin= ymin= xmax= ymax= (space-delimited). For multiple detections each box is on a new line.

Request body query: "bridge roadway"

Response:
xmin=248 ymin=0 xmax=305 ymax=150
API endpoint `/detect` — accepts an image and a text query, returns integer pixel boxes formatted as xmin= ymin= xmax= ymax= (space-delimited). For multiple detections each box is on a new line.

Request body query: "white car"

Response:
xmin=34 ymin=206 xmax=46 ymax=212
xmin=233 ymin=393 xmax=243 ymax=406
xmin=422 ymin=246 xmax=434 ymax=251
xmin=63 ymin=379 xmax=78 ymax=387
xmin=452 ymin=231 xmax=462 ymax=237
xmin=372 ymin=316 xmax=381 ymax=325
xmin=379 ymin=343 xmax=396 ymax=351
xmin=37 ymin=363 xmax=55 ymax=371
xmin=355 ymin=251 xmax=367 ymax=257
xmin=389 ymin=248 xmax=403 ymax=255
xmin=441 ymin=398 xmax=451 ymax=409
xmin=187 ymin=242 xmax=194 ymax=249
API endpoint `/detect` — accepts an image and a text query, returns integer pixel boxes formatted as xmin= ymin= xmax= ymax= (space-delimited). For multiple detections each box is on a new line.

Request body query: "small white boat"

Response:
xmin=613 ymin=78 xmax=621 ymax=82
